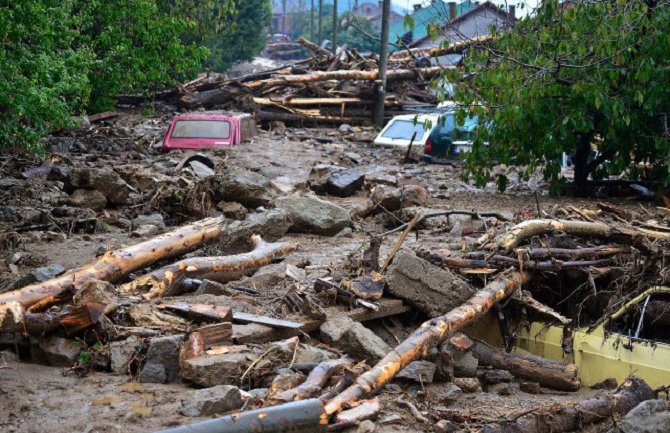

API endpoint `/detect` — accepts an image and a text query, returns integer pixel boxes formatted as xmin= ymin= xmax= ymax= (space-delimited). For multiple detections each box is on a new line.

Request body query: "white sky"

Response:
xmin=391 ymin=0 xmax=541 ymax=16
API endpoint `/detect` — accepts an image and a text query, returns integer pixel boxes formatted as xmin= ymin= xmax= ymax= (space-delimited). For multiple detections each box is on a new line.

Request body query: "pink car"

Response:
xmin=162 ymin=112 xmax=258 ymax=151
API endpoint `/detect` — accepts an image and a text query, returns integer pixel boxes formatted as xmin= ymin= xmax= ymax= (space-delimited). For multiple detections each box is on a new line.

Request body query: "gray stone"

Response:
xmin=334 ymin=227 xmax=354 ymax=238
xmin=327 ymin=169 xmax=365 ymax=197
xmin=453 ymin=377 xmax=481 ymax=393
xmin=0 ymin=350 xmax=18 ymax=363
xmin=519 ymin=382 xmax=542 ymax=394
xmin=434 ymin=383 xmax=463 ymax=405
xmin=179 ymin=385 xmax=244 ymax=417
xmin=365 ymin=173 xmax=397 ymax=188
xmin=487 ymin=382 xmax=513 ymax=395
xmin=218 ymin=209 xmax=292 ymax=253
xmin=131 ymin=224 xmax=160 ymax=238
xmin=0 ymin=178 xmax=20 ymax=188
xmin=386 ymin=250 xmax=475 ymax=317
xmin=69 ymin=167 xmax=132 ymax=205
xmin=110 ymin=336 xmax=143 ymax=374
xmin=217 ymin=201 xmax=248 ymax=220
xmin=139 ymin=334 xmax=183 ymax=383
xmin=441 ymin=348 xmax=478 ymax=378
xmin=368 ymin=184 xmax=428 ymax=213
xmin=215 ymin=168 xmax=276 ymax=208
xmin=247 ymin=388 xmax=268 ymax=399
xmin=68 ymin=189 xmax=107 ymax=211
xmin=609 ymin=400 xmax=670 ymax=433
xmin=38 ymin=336 xmax=80 ymax=367
xmin=181 ymin=352 xmax=255 ymax=387
xmin=435 ymin=419 xmax=459 ymax=433
xmin=189 ymin=160 xmax=215 ymax=177
xmin=339 ymin=124 xmax=355 ymax=134
xmin=320 ymin=317 xmax=389 ymax=362
xmin=276 ymin=194 xmax=351 ymax=236
xmin=396 ymin=360 xmax=437 ymax=383
xmin=308 ymin=164 xmax=343 ymax=193
xmin=33 ymin=263 xmax=66 ymax=282
xmin=132 ymin=213 xmax=165 ymax=229
xmin=482 ymin=369 xmax=514 ymax=384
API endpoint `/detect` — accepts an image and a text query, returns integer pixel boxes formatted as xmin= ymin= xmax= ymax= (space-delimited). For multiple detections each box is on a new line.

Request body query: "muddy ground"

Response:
xmin=0 ymin=110 xmax=651 ymax=433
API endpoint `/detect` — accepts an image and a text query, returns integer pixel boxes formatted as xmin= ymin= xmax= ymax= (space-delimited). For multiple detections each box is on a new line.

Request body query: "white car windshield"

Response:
xmin=171 ymin=120 xmax=231 ymax=139
xmin=381 ymin=120 xmax=427 ymax=140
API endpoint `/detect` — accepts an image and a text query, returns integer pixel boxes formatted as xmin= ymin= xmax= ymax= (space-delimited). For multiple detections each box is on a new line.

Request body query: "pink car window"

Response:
xmin=172 ymin=120 xmax=231 ymax=139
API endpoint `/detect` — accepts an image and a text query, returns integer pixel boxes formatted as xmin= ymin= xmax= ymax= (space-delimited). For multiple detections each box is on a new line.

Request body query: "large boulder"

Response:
xmin=179 ymin=385 xmax=244 ymax=417
xmin=218 ymin=209 xmax=292 ymax=253
xmin=275 ymin=194 xmax=351 ymax=236
xmin=386 ymin=250 xmax=475 ymax=317
xmin=67 ymin=189 xmax=107 ymax=211
xmin=215 ymin=168 xmax=276 ymax=208
xmin=320 ymin=317 xmax=389 ymax=363
xmin=138 ymin=334 xmax=184 ymax=383
xmin=368 ymin=184 xmax=428 ymax=214
xmin=69 ymin=167 xmax=132 ymax=205
xmin=308 ymin=164 xmax=364 ymax=197
xmin=609 ymin=400 xmax=670 ymax=433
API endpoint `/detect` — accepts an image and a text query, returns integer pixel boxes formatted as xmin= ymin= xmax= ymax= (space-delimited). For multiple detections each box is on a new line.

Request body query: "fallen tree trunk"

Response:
xmin=520 ymin=245 xmax=631 ymax=260
xmin=122 ymin=235 xmax=298 ymax=299
xmin=470 ymin=339 xmax=580 ymax=391
xmin=0 ymin=216 xmax=227 ymax=310
xmin=271 ymin=357 xmax=353 ymax=403
xmin=482 ymin=376 xmax=654 ymax=433
xmin=323 ymin=270 xmax=532 ymax=416
xmin=389 ymin=35 xmax=496 ymax=60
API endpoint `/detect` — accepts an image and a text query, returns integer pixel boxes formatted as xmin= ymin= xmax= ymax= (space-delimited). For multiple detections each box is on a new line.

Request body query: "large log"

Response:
xmin=0 ymin=217 xmax=227 ymax=310
xmin=389 ymin=35 xmax=496 ymax=60
xmin=323 ymin=271 xmax=532 ymax=416
xmin=482 ymin=376 xmax=654 ymax=433
xmin=470 ymin=339 xmax=580 ymax=391
xmin=122 ymin=235 xmax=298 ymax=299
xmin=246 ymin=66 xmax=453 ymax=89
xmin=271 ymin=357 xmax=353 ymax=403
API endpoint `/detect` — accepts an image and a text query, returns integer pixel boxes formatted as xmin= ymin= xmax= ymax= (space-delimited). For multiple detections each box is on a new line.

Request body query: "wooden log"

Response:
xmin=520 ymin=245 xmax=631 ymax=260
xmin=389 ymin=35 xmax=496 ymax=60
xmin=333 ymin=398 xmax=380 ymax=424
xmin=20 ymin=302 xmax=106 ymax=336
xmin=0 ymin=216 xmax=227 ymax=310
xmin=194 ymin=322 xmax=233 ymax=347
xmin=253 ymin=97 xmax=371 ymax=106
xmin=515 ymin=291 xmax=571 ymax=325
xmin=482 ymin=376 xmax=654 ymax=433
xmin=323 ymin=271 xmax=532 ymax=416
xmin=123 ymin=235 xmax=298 ymax=299
xmin=272 ymin=357 xmax=353 ymax=403
xmin=319 ymin=363 xmax=368 ymax=402
xmin=297 ymin=37 xmax=334 ymax=58
xmin=258 ymin=110 xmax=355 ymax=124
xmin=160 ymin=302 xmax=233 ymax=322
xmin=232 ymin=312 xmax=304 ymax=329
xmin=246 ymin=66 xmax=453 ymax=89
xmin=470 ymin=339 xmax=580 ymax=391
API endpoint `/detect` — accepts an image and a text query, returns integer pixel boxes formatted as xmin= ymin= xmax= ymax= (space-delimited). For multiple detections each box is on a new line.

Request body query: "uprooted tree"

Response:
xmin=444 ymin=0 xmax=670 ymax=196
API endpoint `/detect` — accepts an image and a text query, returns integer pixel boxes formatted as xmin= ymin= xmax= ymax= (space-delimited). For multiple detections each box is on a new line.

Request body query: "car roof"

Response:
xmin=386 ymin=113 xmax=446 ymax=123
xmin=171 ymin=112 xmax=251 ymax=121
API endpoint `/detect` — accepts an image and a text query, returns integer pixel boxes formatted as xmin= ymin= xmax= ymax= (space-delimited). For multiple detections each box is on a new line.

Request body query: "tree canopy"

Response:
xmin=446 ymin=0 xmax=670 ymax=195
xmin=0 ymin=0 xmax=272 ymax=151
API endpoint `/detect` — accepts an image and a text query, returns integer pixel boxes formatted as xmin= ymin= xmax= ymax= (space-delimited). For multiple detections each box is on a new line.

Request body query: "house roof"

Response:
xmin=405 ymin=1 xmax=513 ymax=48
xmin=388 ymin=0 xmax=479 ymax=47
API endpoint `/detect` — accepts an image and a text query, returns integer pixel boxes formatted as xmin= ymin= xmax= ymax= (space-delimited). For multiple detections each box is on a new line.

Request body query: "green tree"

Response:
xmin=204 ymin=0 xmax=272 ymax=71
xmin=305 ymin=8 xmax=380 ymax=52
xmin=446 ymin=0 xmax=670 ymax=195
xmin=0 ymin=1 xmax=92 ymax=151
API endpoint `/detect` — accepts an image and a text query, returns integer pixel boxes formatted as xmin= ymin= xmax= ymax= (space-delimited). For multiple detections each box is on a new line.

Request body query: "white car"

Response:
xmin=373 ymin=113 xmax=442 ymax=148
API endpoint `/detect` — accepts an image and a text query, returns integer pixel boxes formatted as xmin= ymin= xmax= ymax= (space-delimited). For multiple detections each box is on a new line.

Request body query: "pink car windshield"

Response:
xmin=171 ymin=120 xmax=231 ymax=139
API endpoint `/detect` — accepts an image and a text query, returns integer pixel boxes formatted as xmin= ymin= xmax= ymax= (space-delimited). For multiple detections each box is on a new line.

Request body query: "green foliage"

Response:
xmin=0 ymin=1 xmax=92 ymax=151
xmin=204 ymin=0 xmax=272 ymax=71
xmin=304 ymin=8 xmax=381 ymax=53
xmin=447 ymin=0 xmax=670 ymax=194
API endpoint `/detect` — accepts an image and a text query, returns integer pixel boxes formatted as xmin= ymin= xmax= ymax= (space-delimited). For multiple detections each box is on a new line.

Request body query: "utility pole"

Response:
xmin=310 ymin=0 xmax=315 ymax=41
xmin=318 ymin=0 xmax=323 ymax=45
xmin=282 ymin=0 xmax=287 ymax=34
xmin=373 ymin=0 xmax=391 ymax=126
xmin=331 ymin=0 xmax=338 ymax=54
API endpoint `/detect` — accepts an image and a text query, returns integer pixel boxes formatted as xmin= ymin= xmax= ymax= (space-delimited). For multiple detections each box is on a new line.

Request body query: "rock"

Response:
xmin=334 ymin=227 xmax=354 ymax=238
xmin=189 ymin=160 xmax=215 ymax=177
xmin=440 ymin=347 xmax=478 ymax=379
xmin=487 ymin=382 xmax=513 ymax=395
xmin=435 ymin=419 xmax=460 ymax=433
xmin=0 ymin=350 xmax=18 ymax=363
xmin=591 ymin=377 xmax=618 ymax=390
xmin=339 ymin=124 xmax=355 ymax=134
xmin=319 ymin=317 xmax=389 ymax=362
xmin=37 ymin=336 xmax=80 ymax=366
xmin=73 ymin=279 xmax=117 ymax=308
xmin=519 ymin=382 xmax=542 ymax=394
xmin=181 ymin=351 xmax=257 ymax=387
xmin=217 ymin=201 xmax=248 ymax=220
xmin=68 ymin=189 xmax=107 ymax=210
xmin=132 ymin=213 xmax=165 ymax=229
xmin=139 ymin=334 xmax=183 ymax=383
xmin=356 ymin=420 xmax=376 ymax=433
xmin=131 ymin=224 xmax=160 ymax=238
xmin=44 ymin=231 xmax=67 ymax=242
xmin=327 ymin=169 xmax=365 ymax=197
xmin=609 ymin=399 xmax=670 ymax=433
xmin=69 ymin=167 xmax=132 ymax=205
xmin=110 ymin=336 xmax=143 ymax=374
xmin=215 ymin=168 xmax=276 ymax=208
xmin=218 ymin=209 xmax=292 ymax=253
xmin=434 ymin=383 xmax=463 ymax=405
xmin=396 ymin=360 xmax=437 ymax=383
xmin=368 ymin=184 xmax=428 ymax=213
xmin=247 ymin=388 xmax=268 ymax=399
xmin=0 ymin=178 xmax=20 ymax=188
xmin=386 ymin=250 xmax=475 ymax=317
xmin=276 ymin=194 xmax=351 ymax=236
xmin=179 ymin=385 xmax=244 ymax=417
xmin=308 ymin=164 xmax=343 ymax=193
xmin=365 ymin=173 xmax=397 ymax=188
xmin=33 ymin=263 xmax=66 ymax=282
xmin=453 ymin=377 xmax=481 ymax=393
xmin=482 ymin=369 xmax=514 ymax=384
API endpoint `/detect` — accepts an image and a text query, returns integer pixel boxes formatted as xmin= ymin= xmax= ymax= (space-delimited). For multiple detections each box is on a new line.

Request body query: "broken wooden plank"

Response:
xmin=232 ymin=312 xmax=303 ymax=329
xmin=159 ymin=302 xmax=233 ymax=322
xmin=196 ymin=322 xmax=233 ymax=348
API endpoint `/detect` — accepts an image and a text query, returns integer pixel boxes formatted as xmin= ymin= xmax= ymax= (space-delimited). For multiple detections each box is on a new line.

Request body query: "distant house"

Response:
xmin=353 ymin=1 xmax=403 ymax=30
xmin=389 ymin=0 xmax=515 ymax=59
